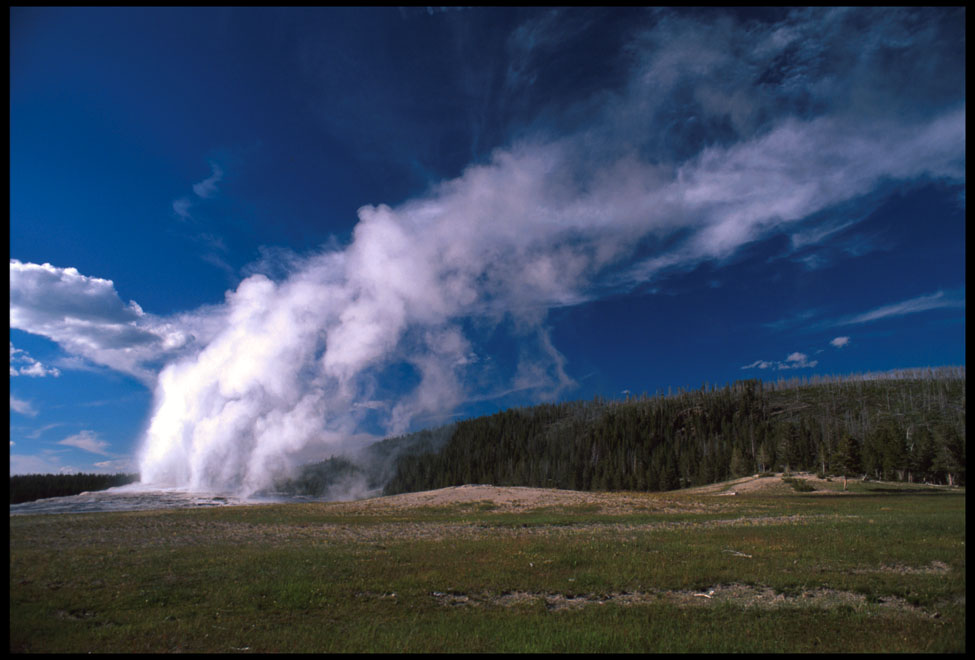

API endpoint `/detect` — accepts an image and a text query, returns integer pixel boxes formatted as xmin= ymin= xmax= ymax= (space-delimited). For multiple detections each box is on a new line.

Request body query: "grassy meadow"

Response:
xmin=9 ymin=479 xmax=965 ymax=653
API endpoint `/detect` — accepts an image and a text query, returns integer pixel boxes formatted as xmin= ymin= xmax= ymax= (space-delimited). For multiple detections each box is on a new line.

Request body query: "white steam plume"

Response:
xmin=128 ymin=9 xmax=963 ymax=496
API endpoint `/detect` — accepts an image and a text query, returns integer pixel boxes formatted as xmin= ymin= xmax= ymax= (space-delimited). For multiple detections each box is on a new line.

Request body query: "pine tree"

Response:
xmin=729 ymin=445 xmax=750 ymax=478
xmin=756 ymin=441 xmax=772 ymax=474
xmin=931 ymin=425 xmax=965 ymax=486
xmin=831 ymin=434 xmax=862 ymax=490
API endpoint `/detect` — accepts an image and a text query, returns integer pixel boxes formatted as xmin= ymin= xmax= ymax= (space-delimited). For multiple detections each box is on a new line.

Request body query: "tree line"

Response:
xmin=382 ymin=367 xmax=965 ymax=495
xmin=21 ymin=367 xmax=956 ymax=504
xmin=10 ymin=473 xmax=139 ymax=504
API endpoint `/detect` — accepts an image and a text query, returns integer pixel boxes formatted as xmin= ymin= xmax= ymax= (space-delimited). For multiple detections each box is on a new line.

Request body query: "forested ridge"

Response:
xmin=382 ymin=367 xmax=965 ymax=495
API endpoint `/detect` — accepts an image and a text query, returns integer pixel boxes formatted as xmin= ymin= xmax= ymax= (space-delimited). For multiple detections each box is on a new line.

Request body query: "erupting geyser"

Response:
xmin=129 ymin=10 xmax=964 ymax=498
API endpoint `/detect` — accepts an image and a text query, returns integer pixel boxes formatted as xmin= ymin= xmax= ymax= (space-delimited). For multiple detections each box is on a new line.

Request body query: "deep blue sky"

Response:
xmin=10 ymin=7 xmax=965 ymax=482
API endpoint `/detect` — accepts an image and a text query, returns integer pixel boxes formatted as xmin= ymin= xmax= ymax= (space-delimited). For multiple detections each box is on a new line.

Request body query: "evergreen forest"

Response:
xmin=381 ymin=367 xmax=965 ymax=495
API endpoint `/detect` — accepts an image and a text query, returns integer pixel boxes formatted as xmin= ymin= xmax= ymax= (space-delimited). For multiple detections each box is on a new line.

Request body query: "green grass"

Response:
xmin=9 ymin=485 xmax=965 ymax=652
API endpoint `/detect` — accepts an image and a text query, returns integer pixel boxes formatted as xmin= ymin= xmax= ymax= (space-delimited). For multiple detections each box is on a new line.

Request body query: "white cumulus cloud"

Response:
xmin=10 ymin=343 xmax=61 ymax=377
xmin=9 ymin=260 xmax=222 ymax=384
xmin=742 ymin=352 xmax=818 ymax=371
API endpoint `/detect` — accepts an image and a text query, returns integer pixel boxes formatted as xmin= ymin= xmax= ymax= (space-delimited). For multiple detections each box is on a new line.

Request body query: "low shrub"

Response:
xmin=781 ymin=476 xmax=815 ymax=492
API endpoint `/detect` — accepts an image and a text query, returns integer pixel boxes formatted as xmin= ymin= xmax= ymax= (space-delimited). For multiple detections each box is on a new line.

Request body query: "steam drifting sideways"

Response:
xmin=11 ymin=9 xmax=965 ymax=497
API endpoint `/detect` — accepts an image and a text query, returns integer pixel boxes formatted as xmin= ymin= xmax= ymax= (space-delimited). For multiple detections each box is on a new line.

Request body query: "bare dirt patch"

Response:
xmin=327 ymin=484 xmax=720 ymax=515
xmin=682 ymin=472 xmax=841 ymax=495
xmin=341 ymin=473 xmax=851 ymax=510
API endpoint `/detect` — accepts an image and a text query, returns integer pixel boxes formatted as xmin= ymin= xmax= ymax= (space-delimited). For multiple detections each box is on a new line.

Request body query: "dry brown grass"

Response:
xmin=333 ymin=483 xmax=689 ymax=513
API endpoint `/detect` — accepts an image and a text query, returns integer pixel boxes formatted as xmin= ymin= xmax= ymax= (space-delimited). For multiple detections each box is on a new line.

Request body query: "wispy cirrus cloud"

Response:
xmin=9 ymin=434 xmax=134 ymax=475
xmin=58 ymin=430 xmax=112 ymax=456
xmin=192 ymin=162 xmax=224 ymax=199
xmin=835 ymin=290 xmax=965 ymax=326
xmin=172 ymin=197 xmax=193 ymax=220
xmin=170 ymin=161 xmax=238 ymax=281
xmin=10 ymin=395 xmax=38 ymax=417
xmin=173 ymin=161 xmax=225 ymax=221
xmin=790 ymin=219 xmax=858 ymax=251
xmin=9 ymin=452 xmax=81 ymax=476
xmin=93 ymin=458 xmax=137 ymax=473
xmin=621 ymin=106 xmax=964 ymax=285
xmin=766 ymin=288 xmax=964 ymax=335
xmin=762 ymin=309 xmax=820 ymax=333
xmin=24 ymin=422 xmax=69 ymax=439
